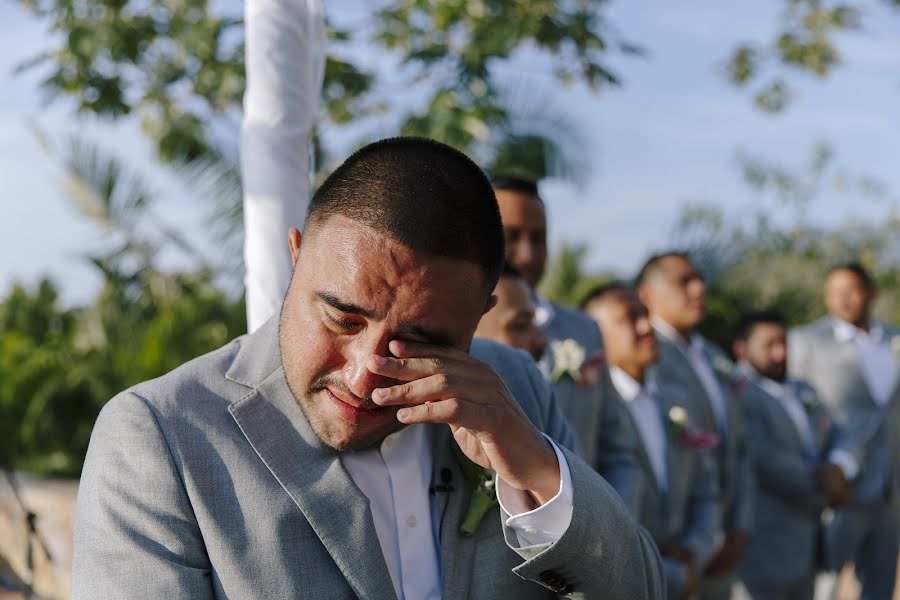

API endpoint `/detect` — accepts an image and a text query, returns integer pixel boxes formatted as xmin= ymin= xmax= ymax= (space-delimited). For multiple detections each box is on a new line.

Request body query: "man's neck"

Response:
xmin=651 ymin=315 xmax=693 ymax=343
xmin=832 ymin=314 xmax=873 ymax=334
xmin=612 ymin=361 xmax=646 ymax=385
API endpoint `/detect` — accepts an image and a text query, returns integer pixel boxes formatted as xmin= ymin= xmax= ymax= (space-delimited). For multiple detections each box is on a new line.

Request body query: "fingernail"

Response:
xmin=372 ymin=388 xmax=386 ymax=401
xmin=371 ymin=355 xmax=387 ymax=366
xmin=397 ymin=408 xmax=410 ymax=421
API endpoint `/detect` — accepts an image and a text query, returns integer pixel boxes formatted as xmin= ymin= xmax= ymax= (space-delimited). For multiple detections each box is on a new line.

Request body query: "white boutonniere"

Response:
xmin=550 ymin=339 xmax=586 ymax=383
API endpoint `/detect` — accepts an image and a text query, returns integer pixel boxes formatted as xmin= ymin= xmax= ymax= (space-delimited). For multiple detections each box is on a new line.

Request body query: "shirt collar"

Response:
xmin=610 ymin=366 xmax=656 ymax=403
xmin=651 ymin=315 xmax=699 ymax=352
xmin=737 ymin=360 xmax=797 ymax=400
xmin=832 ymin=317 xmax=883 ymax=344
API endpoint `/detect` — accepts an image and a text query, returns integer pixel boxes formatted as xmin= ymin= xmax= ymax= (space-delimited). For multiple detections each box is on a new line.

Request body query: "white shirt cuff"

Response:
xmin=828 ymin=449 xmax=860 ymax=481
xmin=496 ymin=435 xmax=574 ymax=547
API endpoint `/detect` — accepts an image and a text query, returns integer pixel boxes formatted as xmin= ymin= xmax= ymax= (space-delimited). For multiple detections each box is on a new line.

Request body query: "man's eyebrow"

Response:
xmin=394 ymin=324 xmax=457 ymax=347
xmin=316 ymin=292 xmax=377 ymax=318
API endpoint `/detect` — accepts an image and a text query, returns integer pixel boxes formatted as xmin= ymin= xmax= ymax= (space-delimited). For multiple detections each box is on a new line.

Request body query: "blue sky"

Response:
xmin=2 ymin=0 xmax=900 ymax=305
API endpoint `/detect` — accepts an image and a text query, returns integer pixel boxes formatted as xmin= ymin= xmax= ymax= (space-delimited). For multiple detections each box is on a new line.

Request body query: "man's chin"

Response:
xmin=312 ymin=419 xmax=406 ymax=453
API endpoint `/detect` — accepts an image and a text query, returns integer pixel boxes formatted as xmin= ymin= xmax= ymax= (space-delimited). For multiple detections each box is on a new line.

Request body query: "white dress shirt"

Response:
xmin=738 ymin=362 xmax=859 ymax=480
xmin=610 ymin=367 xmax=668 ymax=491
xmin=652 ymin=317 xmax=728 ymax=435
xmin=832 ymin=319 xmax=899 ymax=406
xmin=241 ymin=0 xmax=325 ymax=332
xmin=533 ymin=294 xmax=555 ymax=329
xmin=342 ymin=426 xmax=573 ymax=600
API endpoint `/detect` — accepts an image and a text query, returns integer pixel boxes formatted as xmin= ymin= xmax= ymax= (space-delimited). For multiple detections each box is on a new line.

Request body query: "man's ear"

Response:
xmin=636 ymin=285 xmax=650 ymax=307
xmin=288 ymin=227 xmax=302 ymax=267
xmin=483 ymin=294 xmax=498 ymax=316
xmin=732 ymin=340 xmax=746 ymax=361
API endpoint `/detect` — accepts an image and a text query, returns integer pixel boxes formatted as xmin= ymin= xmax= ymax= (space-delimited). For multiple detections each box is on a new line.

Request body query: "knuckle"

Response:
xmin=433 ymin=373 xmax=451 ymax=390
xmin=446 ymin=398 xmax=463 ymax=419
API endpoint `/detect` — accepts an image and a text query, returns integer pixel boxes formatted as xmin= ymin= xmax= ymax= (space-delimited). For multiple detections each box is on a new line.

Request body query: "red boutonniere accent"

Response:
xmin=667 ymin=406 xmax=720 ymax=451
xmin=576 ymin=351 xmax=605 ymax=387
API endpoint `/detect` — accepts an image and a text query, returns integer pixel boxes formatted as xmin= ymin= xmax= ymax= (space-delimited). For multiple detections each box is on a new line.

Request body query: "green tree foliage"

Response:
xmin=0 ymin=139 xmax=245 ymax=476
xmin=538 ymin=243 xmax=613 ymax=308
xmin=16 ymin=0 xmax=627 ymax=173
xmin=725 ymin=0 xmax=899 ymax=112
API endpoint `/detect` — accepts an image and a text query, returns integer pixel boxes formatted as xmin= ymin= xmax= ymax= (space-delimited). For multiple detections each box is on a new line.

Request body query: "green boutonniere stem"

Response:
xmin=460 ymin=482 xmax=498 ymax=536
xmin=453 ymin=442 xmax=499 ymax=537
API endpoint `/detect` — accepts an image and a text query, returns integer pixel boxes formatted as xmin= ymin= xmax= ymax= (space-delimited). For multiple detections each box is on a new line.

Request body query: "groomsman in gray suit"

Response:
xmin=493 ymin=177 xmax=641 ymax=506
xmin=732 ymin=311 xmax=855 ymax=600
xmin=637 ymin=252 xmax=754 ymax=600
xmin=72 ymin=138 xmax=663 ymax=599
xmin=585 ymin=284 xmax=720 ymax=600
xmin=788 ymin=263 xmax=900 ymax=600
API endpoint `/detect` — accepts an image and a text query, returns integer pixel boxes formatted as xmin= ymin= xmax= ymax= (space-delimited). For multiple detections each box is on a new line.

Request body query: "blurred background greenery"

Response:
xmin=3 ymin=0 xmax=900 ymax=476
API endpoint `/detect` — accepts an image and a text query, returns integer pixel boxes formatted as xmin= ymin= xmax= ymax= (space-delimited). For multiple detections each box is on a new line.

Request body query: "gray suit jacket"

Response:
xmin=541 ymin=303 xmax=644 ymax=514
xmin=736 ymin=373 xmax=847 ymax=587
xmin=72 ymin=319 xmax=664 ymax=599
xmin=788 ymin=317 xmax=900 ymax=505
xmin=608 ymin=376 xmax=720 ymax=598
xmin=652 ymin=332 xmax=755 ymax=533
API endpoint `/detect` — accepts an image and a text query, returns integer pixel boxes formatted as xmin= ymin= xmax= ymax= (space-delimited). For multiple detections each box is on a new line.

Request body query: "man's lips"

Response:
xmin=325 ymin=387 xmax=393 ymax=425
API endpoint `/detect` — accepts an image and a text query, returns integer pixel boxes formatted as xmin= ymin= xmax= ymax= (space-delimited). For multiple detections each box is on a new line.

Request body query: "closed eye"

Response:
xmin=324 ymin=311 xmax=361 ymax=332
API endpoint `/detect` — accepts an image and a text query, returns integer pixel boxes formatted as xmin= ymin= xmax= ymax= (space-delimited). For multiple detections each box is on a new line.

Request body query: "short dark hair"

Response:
xmin=491 ymin=176 xmax=544 ymax=206
xmin=306 ymin=137 xmax=504 ymax=290
xmin=579 ymin=281 xmax=633 ymax=310
xmin=827 ymin=261 xmax=875 ymax=291
xmin=735 ymin=310 xmax=786 ymax=342
xmin=635 ymin=251 xmax=693 ymax=287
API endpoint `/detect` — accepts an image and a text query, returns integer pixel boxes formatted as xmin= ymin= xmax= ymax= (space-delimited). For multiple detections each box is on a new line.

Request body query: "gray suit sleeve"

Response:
xmin=72 ymin=392 xmax=213 ymax=599
xmin=503 ymin=445 xmax=665 ymax=599
xmin=681 ymin=451 xmax=722 ymax=570
xmin=661 ymin=557 xmax=689 ymax=600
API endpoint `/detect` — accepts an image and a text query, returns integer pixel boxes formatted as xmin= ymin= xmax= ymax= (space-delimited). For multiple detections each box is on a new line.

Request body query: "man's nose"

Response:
xmin=514 ymin=239 xmax=535 ymax=264
xmin=343 ymin=332 xmax=398 ymax=399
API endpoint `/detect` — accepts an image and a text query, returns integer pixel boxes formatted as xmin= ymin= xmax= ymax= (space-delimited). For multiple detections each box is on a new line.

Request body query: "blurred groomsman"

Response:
xmin=474 ymin=263 xmax=548 ymax=363
xmin=584 ymin=284 xmax=720 ymax=600
xmin=493 ymin=177 xmax=641 ymax=507
xmin=788 ymin=263 xmax=900 ymax=600
xmin=475 ymin=264 xmax=644 ymax=511
xmin=636 ymin=252 xmax=754 ymax=600
xmin=733 ymin=311 xmax=856 ymax=600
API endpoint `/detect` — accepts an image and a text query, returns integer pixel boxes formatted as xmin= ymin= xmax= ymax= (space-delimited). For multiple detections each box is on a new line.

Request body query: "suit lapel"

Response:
xmin=229 ymin=367 xmax=396 ymax=600
xmin=429 ymin=424 xmax=479 ymax=599
xmin=757 ymin=381 xmax=810 ymax=457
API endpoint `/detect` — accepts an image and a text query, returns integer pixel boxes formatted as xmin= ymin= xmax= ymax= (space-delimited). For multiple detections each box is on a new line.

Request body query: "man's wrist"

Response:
xmin=524 ymin=437 xmax=562 ymax=506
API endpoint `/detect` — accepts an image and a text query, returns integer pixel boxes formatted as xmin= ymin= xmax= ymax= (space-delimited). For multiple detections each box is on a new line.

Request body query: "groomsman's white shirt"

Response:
xmin=342 ymin=426 xmax=574 ymax=600
xmin=832 ymin=318 xmax=899 ymax=406
xmin=241 ymin=0 xmax=325 ymax=332
xmin=652 ymin=317 xmax=728 ymax=434
xmin=610 ymin=367 xmax=668 ymax=491
xmin=737 ymin=362 xmax=859 ymax=480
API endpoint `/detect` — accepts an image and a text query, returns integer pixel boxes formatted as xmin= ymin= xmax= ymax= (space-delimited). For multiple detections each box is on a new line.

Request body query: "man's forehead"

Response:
xmin=495 ymin=190 xmax=545 ymax=220
xmin=659 ymin=255 xmax=696 ymax=276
